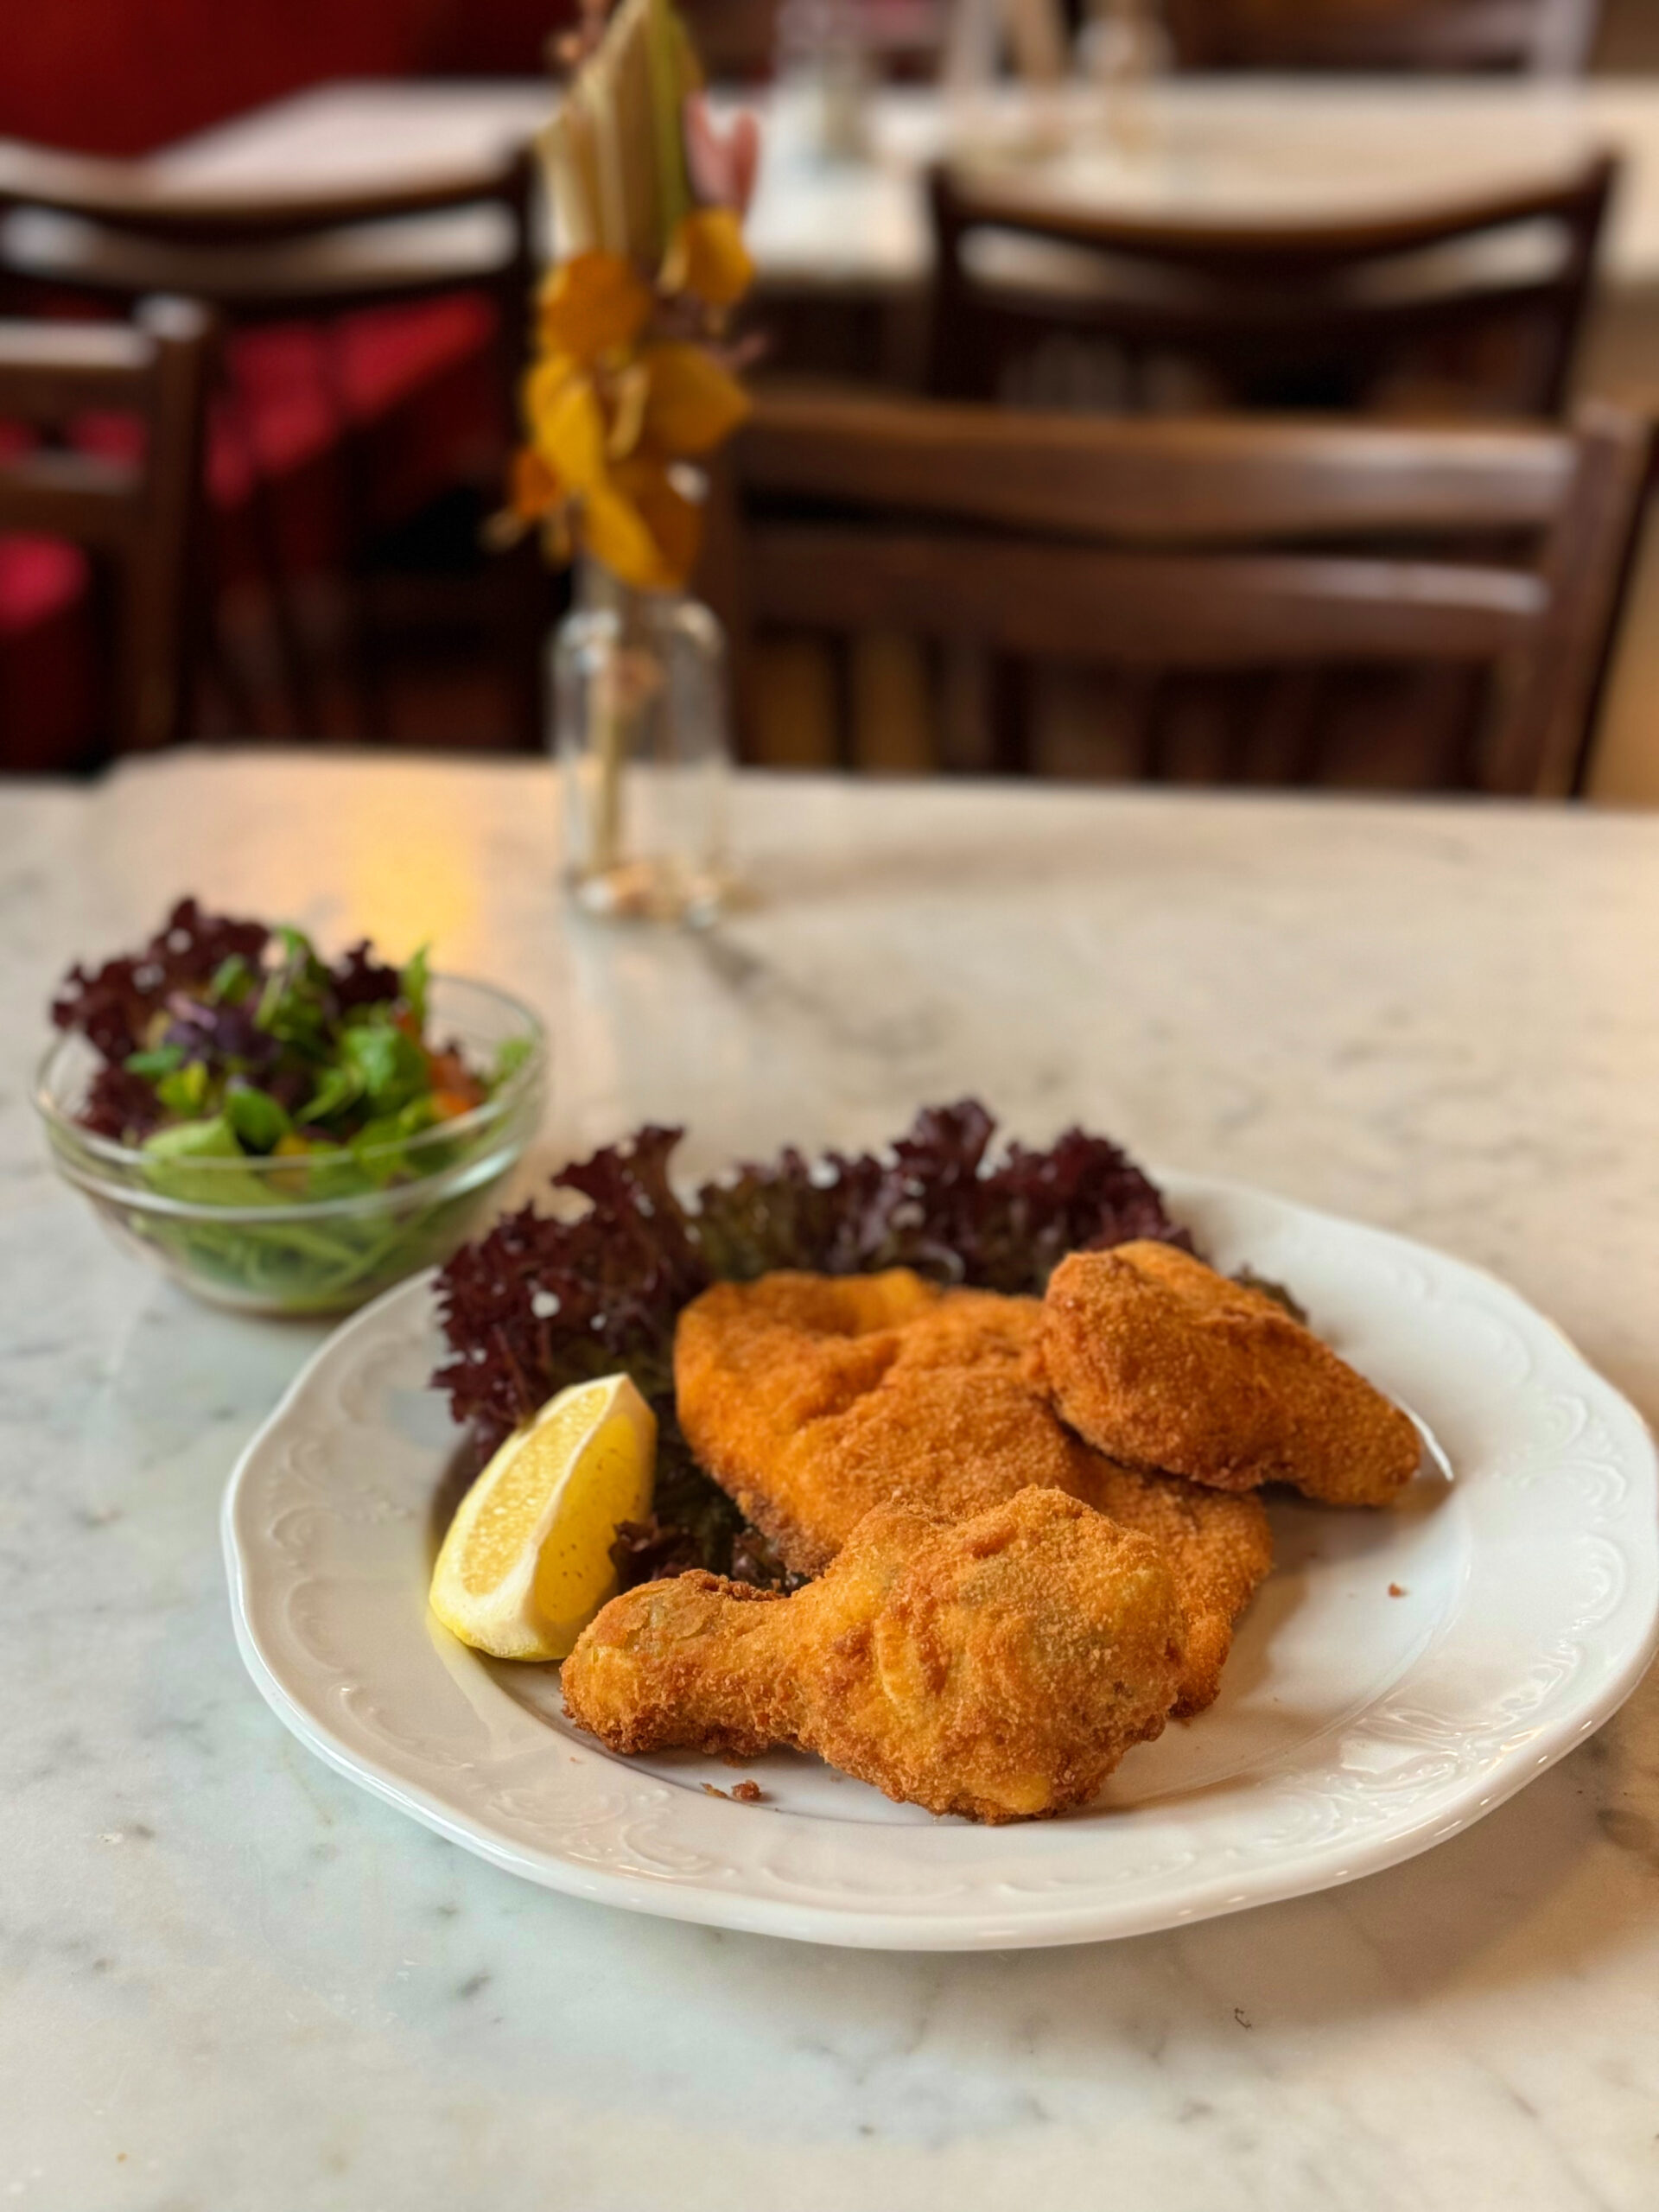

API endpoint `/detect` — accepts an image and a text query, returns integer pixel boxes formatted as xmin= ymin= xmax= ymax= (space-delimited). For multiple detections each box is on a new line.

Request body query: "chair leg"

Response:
xmin=828 ymin=634 xmax=855 ymax=770
xmin=989 ymin=655 xmax=1030 ymax=775
xmin=316 ymin=326 xmax=391 ymax=744
xmin=219 ymin=385 xmax=327 ymax=736
xmin=1128 ymin=670 xmax=1168 ymax=782
xmin=201 ymin=618 xmax=263 ymax=740
xmin=500 ymin=537 xmax=551 ymax=753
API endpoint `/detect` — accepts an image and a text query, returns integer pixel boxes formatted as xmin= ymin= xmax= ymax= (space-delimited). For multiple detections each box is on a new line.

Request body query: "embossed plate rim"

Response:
xmin=222 ymin=1172 xmax=1659 ymax=1949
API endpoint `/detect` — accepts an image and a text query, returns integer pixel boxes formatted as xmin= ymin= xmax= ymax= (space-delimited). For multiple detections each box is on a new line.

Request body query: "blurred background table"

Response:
xmin=155 ymin=72 xmax=1659 ymax=295
xmin=4 ymin=747 xmax=1659 ymax=2209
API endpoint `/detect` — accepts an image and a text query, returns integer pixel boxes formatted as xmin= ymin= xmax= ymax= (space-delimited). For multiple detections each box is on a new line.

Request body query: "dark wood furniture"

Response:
xmin=0 ymin=142 xmax=535 ymax=321
xmin=707 ymin=389 xmax=1649 ymax=793
xmin=1164 ymin=0 xmax=1604 ymax=74
xmin=0 ymin=140 xmax=542 ymax=743
xmin=926 ymin=155 xmax=1617 ymax=419
xmin=0 ymin=297 xmax=213 ymax=765
xmin=683 ymin=0 xmax=947 ymax=79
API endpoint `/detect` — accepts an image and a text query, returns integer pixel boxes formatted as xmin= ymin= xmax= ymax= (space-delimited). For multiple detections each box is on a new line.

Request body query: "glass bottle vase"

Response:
xmin=550 ymin=575 xmax=734 ymax=925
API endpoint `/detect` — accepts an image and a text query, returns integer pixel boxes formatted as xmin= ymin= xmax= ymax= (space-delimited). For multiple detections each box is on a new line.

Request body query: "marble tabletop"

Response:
xmin=4 ymin=749 xmax=1659 ymax=2211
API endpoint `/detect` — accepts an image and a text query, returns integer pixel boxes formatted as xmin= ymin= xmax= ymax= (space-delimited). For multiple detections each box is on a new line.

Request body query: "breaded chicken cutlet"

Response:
xmin=1036 ymin=1243 xmax=1421 ymax=1508
xmin=563 ymin=1488 xmax=1186 ymax=1824
xmin=674 ymin=1268 xmax=1271 ymax=1716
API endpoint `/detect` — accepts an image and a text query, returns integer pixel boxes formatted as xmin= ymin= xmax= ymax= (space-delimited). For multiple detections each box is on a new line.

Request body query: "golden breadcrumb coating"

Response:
xmin=1036 ymin=1243 xmax=1421 ymax=1508
xmin=674 ymin=1268 xmax=1270 ymax=1715
xmin=1083 ymin=1460 xmax=1272 ymax=1719
xmin=563 ymin=1489 xmax=1186 ymax=1823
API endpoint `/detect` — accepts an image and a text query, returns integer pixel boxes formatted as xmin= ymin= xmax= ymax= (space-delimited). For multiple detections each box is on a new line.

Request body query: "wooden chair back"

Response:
xmin=0 ymin=142 xmax=541 ymax=748
xmin=0 ymin=297 xmax=213 ymax=762
xmin=706 ymin=389 xmax=1649 ymax=793
xmin=0 ymin=140 xmax=536 ymax=321
xmin=691 ymin=0 xmax=950 ymax=80
xmin=1165 ymin=0 xmax=1604 ymax=75
xmin=927 ymin=155 xmax=1616 ymax=419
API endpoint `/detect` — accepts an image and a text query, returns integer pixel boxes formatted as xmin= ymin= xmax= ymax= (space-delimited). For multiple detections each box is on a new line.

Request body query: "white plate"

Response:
xmin=222 ymin=1173 xmax=1659 ymax=1951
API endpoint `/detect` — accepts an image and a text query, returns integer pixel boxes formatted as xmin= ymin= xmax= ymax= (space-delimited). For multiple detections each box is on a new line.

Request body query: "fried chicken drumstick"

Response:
xmin=562 ymin=1488 xmax=1186 ymax=1823
xmin=674 ymin=1269 xmax=1269 ymax=1715
xmin=1036 ymin=1243 xmax=1421 ymax=1508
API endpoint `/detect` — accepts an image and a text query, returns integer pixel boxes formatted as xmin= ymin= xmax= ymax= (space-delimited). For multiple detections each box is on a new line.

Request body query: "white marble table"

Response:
xmin=5 ymin=750 xmax=1659 ymax=2210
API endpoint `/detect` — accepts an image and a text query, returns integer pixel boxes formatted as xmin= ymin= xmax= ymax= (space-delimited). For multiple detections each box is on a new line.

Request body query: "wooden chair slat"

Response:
xmin=0 ymin=454 xmax=148 ymax=543
xmin=927 ymin=155 xmax=1615 ymax=420
xmin=1166 ymin=0 xmax=1603 ymax=75
xmin=0 ymin=137 xmax=530 ymax=245
xmin=709 ymin=393 xmax=1650 ymax=795
xmin=0 ymin=297 xmax=213 ymax=764
xmin=744 ymin=392 xmax=1579 ymax=540
xmin=748 ymin=528 xmax=1548 ymax=664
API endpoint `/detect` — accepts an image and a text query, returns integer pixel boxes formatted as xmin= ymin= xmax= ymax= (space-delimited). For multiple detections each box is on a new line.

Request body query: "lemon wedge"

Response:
xmin=429 ymin=1375 xmax=656 ymax=1661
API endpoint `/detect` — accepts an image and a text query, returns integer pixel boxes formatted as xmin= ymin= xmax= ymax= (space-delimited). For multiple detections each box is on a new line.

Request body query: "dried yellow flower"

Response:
xmin=538 ymin=252 xmax=653 ymax=364
xmin=659 ymin=207 xmax=755 ymax=308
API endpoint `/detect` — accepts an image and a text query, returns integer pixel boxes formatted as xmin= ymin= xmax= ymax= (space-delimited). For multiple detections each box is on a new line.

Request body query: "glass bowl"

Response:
xmin=35 ymin=973 xmax=546 ymax=1317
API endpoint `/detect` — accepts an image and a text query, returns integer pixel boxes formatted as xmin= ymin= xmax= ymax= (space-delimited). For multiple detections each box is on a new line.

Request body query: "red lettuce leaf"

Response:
xmin=53 ymin=898 xmax=270 ymax=1065
xmin=433 ymin=1102 xmax=1188 ymax=1590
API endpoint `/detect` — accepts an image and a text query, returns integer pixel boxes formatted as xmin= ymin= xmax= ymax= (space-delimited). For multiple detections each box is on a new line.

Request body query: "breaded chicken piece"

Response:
xmin=675 ymin=1272 xmax=1083 ymax=1566
xmin=674 ymin=1269 xmax=1270 ymax=1715
xmin=1086 ymin=1461 xmax=1272 ymax=1719
xmin=562 ymin=1489 xmax=1185 ymax=1823
xmin=1036 ymin=1243 xmax=1421 ymax=1508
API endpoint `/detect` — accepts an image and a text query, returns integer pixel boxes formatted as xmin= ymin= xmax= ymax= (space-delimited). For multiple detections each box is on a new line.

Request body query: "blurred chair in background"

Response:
xmin=927 ymin=155 xmax=1617 ymax=417
xmin=694 ymin=0 xmax=955 ymax=79
xmin=946 ymin=0 xmax=1071 ymax=83
xmin=1163 ymin=0 xmax=1604 ymax=73
xmin=0 ymin=298 xmax=212 ymax=772
xmin=707 ymin=388 xmax=1649 ymax=791
xmin=0 ymin=141 xmax=542 ymax=750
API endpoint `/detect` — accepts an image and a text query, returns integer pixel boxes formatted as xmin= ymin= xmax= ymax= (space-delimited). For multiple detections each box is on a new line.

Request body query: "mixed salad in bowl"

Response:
xmin=37 ymin=899 xmax=545 ymax=1314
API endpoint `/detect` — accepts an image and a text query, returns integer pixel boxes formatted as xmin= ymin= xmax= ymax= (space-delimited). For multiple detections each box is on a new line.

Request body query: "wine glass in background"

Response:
xmin=1079 ymin=0 xmax=1173 ymax=156
xmin=775 ymin=0 xmax=875 ymax=162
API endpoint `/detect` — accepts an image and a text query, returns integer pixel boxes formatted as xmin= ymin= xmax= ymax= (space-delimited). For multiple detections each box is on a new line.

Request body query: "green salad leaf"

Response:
xmin=53 ymin=899 xmax=537 ymax=1313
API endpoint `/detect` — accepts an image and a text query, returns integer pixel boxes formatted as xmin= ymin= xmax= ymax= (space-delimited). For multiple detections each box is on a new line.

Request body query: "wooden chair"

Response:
xmin=694 ymin=0 xmax=949 ymax=78
xmin=1164 ymin=0 xmax=1605 ymax=74
xmin=0 ymin=297 xmax=213 ymax=765
xmin=927 ymin=156 xmax=1617 ymax=421
xmin=0 ymin=141 xmax=542 ymax=742
xmin=704 ymin=389 xmax=1649 ymax=793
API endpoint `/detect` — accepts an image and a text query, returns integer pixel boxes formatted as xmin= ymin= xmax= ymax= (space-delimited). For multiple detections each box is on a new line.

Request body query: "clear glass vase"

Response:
xmin=775 ymin=0 xmax=874 ymax=164
xmin=551 ymin=575 xmax=734 ymax=925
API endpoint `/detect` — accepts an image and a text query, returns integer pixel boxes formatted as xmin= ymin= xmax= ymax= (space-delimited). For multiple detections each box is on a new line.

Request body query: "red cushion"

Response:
xmin=207 ymin=294 xmax=504 ymax=579
xmin=0 ymin=536 xmax=99 ymax=772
